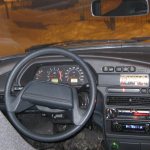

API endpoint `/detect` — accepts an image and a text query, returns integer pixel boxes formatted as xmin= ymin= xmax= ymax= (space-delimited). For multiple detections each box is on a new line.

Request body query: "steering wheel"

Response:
xmin=5 ymin=48 xmax=96 ymax=142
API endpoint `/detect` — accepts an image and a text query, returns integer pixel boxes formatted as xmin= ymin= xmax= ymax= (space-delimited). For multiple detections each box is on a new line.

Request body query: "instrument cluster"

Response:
xmin=34 ymin=65 xmax=87 ymax=86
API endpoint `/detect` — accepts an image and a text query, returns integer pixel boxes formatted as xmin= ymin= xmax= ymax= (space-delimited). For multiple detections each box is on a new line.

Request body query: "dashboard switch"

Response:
xmin=107 ymin=88 xmax=140 ymax=93
xmin=111 ymin=142 xmax=120 ymax=150
xmin=102 ymin=66 xmax=109 ymax=72
xmin=123 ymin=66 xmax=129 ymax=72
xmin=129 ymin=66 xmax=136 ymax=72
xmin=108 ymin=66 xmax=114 ymax=72
xmin=115 ymin=66 xmax=122 ymax=72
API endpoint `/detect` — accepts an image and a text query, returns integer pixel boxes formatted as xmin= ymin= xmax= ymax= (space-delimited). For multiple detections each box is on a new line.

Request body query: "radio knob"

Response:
xmin=112 ymin=122 xmax=122 ymax=132
xmin=115 ymin=124 xmax=122 ymax=132
xmin=106 ymin=109 xmax=117 ymax=119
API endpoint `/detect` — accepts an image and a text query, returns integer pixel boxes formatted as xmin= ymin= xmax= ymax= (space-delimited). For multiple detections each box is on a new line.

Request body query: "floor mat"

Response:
xmin=26 ymin=127 xmax=104 ymax=150
xmin=19 ymin=113 xmax=104 ymax=150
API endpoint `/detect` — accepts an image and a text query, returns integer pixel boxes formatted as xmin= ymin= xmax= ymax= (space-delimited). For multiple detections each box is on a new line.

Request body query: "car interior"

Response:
xmin=1 ymin=0 xmax=150 ymax=150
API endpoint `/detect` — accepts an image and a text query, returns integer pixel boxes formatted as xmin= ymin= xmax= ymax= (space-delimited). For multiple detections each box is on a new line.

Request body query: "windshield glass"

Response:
xmin=0 ymin=0 xmax=150 ymax=56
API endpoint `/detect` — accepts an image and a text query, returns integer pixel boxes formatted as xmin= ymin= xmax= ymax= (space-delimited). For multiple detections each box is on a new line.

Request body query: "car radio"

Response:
xmin=106 ymin=107 xmax=150 ymax=134
xmin=112 ymin=121 xmax=150 ymax=134
xmin=104 ymin=73 xmax=150 ymax=137
xmin=106 ymin=108 xmax=150 ymax=119
xmin=102 ymin=71 xmax=150 ymax=149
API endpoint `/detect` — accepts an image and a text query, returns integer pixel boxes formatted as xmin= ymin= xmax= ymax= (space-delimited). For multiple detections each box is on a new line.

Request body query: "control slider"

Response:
xmin=107 ymin=88 xmax=140 ymax=93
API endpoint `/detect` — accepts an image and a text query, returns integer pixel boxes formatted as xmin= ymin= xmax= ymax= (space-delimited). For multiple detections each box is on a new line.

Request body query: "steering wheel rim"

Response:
xmin=5 ymin=48 xmax=96 ymax=142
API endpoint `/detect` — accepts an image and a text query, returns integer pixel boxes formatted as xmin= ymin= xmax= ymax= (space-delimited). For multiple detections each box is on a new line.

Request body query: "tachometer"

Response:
xmin=64 ymin=66 xmax=85 ymax=85
xmin=47 ymin=66 xmax=63 ymax=83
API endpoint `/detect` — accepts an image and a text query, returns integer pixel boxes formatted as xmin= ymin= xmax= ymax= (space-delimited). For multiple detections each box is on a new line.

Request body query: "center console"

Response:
xmin=98 ymin=65 xmax=150 ymax=150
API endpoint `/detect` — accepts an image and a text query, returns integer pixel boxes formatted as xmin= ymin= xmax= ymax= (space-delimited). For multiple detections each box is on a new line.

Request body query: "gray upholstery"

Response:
xmin=0 ymin=111 xmax=35 ymax=150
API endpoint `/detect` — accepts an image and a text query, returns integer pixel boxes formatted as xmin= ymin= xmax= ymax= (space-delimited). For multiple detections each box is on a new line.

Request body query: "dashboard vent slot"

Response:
xmin=107 ymin=96 xmax=150 ymax=106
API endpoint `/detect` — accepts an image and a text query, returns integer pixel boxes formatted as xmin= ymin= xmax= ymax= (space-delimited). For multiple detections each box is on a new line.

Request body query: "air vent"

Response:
xmin=107 ymin=96 xmax=150 ymax=106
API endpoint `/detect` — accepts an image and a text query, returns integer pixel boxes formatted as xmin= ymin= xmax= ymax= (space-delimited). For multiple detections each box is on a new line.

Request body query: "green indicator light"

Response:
xmin=111 ymin=142 xmax=119 ymax=150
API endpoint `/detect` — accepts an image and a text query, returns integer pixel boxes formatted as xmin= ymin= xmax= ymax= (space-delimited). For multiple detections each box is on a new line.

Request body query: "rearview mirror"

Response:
xmin=91 ymin=0 xmax=149 ymax=17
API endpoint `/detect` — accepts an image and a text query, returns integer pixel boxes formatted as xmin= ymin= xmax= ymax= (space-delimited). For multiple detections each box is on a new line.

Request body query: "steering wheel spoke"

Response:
xmin=72 ymin=88 xmax=86 ymax=126
xmin=8 ymin=90 xmax=34 ymax=113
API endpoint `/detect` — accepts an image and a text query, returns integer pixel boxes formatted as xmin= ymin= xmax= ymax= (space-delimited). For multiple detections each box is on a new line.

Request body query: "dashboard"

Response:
xmin=2 ymin=46 xmax=150 ymax=150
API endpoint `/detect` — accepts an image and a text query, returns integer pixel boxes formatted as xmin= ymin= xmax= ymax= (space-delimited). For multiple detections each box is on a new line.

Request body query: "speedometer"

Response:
xmin=64 ymin=66 xmax=85 ymax=85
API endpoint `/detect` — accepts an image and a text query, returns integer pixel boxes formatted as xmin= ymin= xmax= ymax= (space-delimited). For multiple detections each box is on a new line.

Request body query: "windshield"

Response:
xmin=0 ymin=0 xmax=150 ymax=56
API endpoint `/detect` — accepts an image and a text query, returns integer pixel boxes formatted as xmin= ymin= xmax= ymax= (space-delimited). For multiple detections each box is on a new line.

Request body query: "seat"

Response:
xmin=0 ymin=111 xmax=34 ymax=150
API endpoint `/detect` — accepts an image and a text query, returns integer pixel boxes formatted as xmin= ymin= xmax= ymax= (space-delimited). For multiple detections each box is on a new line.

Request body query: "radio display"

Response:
xmin=120 ymin=74 xmax=149 ymax=87
xmin=125 ymin=125 xmax=144 ymax=130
